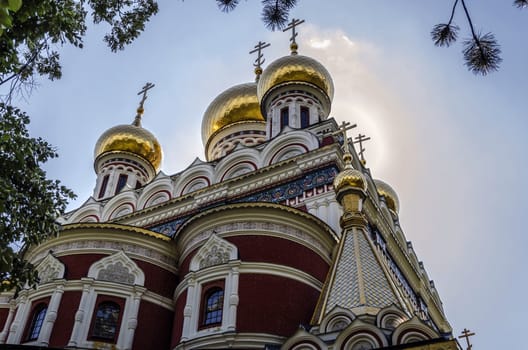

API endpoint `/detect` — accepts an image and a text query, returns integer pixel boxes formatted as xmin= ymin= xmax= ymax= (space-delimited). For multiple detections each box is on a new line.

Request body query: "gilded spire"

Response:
xmin=282 ymin=18 xmax=305 ymax=55
xmin=133 ymin=82 xmax=155 ymax=126
xmin=249 ymin=41 xmax=271 ymax=81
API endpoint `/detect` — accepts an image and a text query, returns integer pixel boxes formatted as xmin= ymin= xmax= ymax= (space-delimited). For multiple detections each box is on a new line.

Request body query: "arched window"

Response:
xmin=92 ymin=301 xmax=120 ymax=341
xmin=300 ymin=106 xmax=310 ymax=128
xmin=280 ymin=107 xmax=289 ymax=129
xmin=203 ymin=288 xmax=224 ymax=326
xmin=27 ymin=304 xmax=47 ymax=341
xmin=115 ymin=174 xmax=128 ymax=194
xmin=98 ymin=174 xmax=109 ymax=199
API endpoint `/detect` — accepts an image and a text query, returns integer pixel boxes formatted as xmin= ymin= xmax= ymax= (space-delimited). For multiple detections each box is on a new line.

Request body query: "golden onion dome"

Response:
xmin=201 ymin=82 xmax=265 ymax=146
xmin=333 ymin=155 xmax=367 ymax=192
xmin=257 ymin=54 xmax=334 ymax=105
xmin=374 ymin=179 xmax=400 ymax=214
xmin=94 ymin=123 xmax=162 ymax=171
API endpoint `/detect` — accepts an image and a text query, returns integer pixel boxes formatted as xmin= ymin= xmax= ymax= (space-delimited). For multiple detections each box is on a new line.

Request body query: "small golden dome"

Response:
xmin=374 ymin=179 xmax=400 ymax=214
xmin=202 ymin=83 xmax=265 ymax=146
xmin=94 ymin=124 xmax=162 ymax=171
xmin=257 ymin=54 xmax=334 ymax=105
xmin=333 ymin=167 xmax=367 ymax=193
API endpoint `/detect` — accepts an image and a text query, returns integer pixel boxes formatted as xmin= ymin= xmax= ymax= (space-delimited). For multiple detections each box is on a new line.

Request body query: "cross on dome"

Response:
xmin=133 ymin=82 xmax=155 ymax=126
xmin=249 ymin=41 xmax=271 ymax=81
xmin=354 ymin=133 xmax=371 ymax=165
xmin=332 ymin=121 xmax=356 ymax=153
xmin=283 ymin=18 xmax=305 ymax=55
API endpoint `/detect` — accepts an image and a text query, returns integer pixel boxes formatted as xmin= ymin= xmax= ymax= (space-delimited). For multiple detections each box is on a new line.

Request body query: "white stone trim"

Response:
xmin=67 ymin=278 xmax=146 ymax=350
xmin=88 ymin=251 xmax=145 ymax=286
xmin=175 ymin=261 xmax=322 ymax=299
xmin=6 ymin=290 xmax=31 ymax=344
xmin=36 ymin=281 xmax=65 ymax=346
xmin=190 ymin=234 xmax=238 ymax=272
xmin=180 ymin=261 xmax=240 ymax=342
xmin=35 ymin=253 xmax=65 ymax=284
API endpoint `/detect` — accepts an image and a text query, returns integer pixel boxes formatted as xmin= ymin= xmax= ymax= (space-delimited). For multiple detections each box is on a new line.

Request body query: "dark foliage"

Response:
xmin=0 ymin=104 xmax=75 ymax=291
xmin=431 ymin=23 xmax=459 ymax=47
xmin=463 ymin=32 xmax=502 ymax=75
xmin=514 ymin=0 xmax=528 ymax=8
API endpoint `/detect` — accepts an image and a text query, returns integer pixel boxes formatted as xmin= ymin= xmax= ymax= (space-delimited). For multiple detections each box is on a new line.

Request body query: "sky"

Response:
xmin=7 ymin=1 xmax=528 ymax=349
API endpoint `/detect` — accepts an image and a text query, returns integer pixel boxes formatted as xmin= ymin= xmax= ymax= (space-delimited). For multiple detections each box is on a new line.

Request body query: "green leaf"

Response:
xmin=0 ymin=8 xmax=12 ymax=27
xmin=7 ymin=0 xmax=22 ymax=12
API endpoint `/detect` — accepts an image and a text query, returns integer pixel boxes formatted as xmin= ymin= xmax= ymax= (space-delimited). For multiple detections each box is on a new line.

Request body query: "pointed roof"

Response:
xmin=312 ymin=226 xmax=405 ymax=325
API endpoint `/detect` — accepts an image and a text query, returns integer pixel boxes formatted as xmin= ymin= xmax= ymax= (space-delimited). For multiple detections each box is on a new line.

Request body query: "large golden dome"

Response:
xmin=374 ymin=179 xmax=400 ymax=214
xmin=94 ymin=123 xmax=162 ymax=171
xmin=257 ymin=54 xmax=334 ymax=105
xmin=201 ymin=83 xmax=265 ymax=146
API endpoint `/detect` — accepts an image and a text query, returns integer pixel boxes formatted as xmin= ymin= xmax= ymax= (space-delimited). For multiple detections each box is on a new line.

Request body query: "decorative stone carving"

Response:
xmin=199 ymin=246 xmax=230 ymax=269
xmin=35 ymin=253 xmax=65 ymax=284
xmin=88 ymin=251 xmax=145 ymax=286
xmin=98 ymin=261 xmax=135 ymax=285
xmin=190 ymin=235 xmax=238 ymax=271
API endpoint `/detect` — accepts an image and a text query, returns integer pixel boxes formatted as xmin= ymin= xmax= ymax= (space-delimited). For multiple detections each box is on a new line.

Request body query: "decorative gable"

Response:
xmin=190 ymin=234 xmax=238 ymax=271
xmin=36 ymin=253 xmax=65 ymax=284
xmin=87 ymin=250 xmax=145 ymax=286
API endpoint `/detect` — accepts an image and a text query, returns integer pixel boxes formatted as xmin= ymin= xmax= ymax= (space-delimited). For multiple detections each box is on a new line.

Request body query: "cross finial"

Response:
xmin=282 ymin=18 xmax=305 ymax=55
xmin=353 ymin=133 xmax=371 ymax=165
xmin=133 ymin=82 xmax=155 ymax=126
xmin=458 ymin=328 xmax=476 ymax=350
xmin=249 ymin=41 xmax=271 ymax=81
xmin=332 ymin=121 xmax=357 ymax=165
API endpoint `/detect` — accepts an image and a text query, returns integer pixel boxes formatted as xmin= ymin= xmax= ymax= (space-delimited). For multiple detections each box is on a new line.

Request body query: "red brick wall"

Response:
xmin=134 ymin=301 xmax=173 ymax=350
xmin=237 ymin=274 xmax=319 ymax=337
xmin=135 ymin=260 xmax=178 ymax=299
xmin=59 ymin=255 xmax=105 ymax=280
xmin=49 ymin=291 xmax=82 ymax=347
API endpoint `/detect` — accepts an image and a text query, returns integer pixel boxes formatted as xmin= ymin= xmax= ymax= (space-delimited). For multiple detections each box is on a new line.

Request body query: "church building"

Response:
xmin=0 ymin=21 xmax=461 ymax=350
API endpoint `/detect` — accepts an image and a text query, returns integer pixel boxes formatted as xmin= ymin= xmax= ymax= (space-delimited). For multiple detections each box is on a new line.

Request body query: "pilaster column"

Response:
xmin=122 ymin=286 xmax=145 ymax=350
xmin=68 ymin=278 xmax=94 ymax=347
xmin=6 ymin=290 xmax=30 ymax=344
xmin=37 ymin=281 xmax=65 ymax=346
xmin=226 ymin=266 xmax=239 ymax=331
xmin=181 ymin=275 xmax=196 ymax=341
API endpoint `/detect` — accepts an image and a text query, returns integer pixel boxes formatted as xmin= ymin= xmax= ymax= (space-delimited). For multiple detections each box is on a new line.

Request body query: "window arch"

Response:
xmin=91 ymin=301 xmax=121 ymax=342
xmin=26 ymin=303 xmax=47 ymax=341
xmin=203 ymin=288 xmax=224 ymax=326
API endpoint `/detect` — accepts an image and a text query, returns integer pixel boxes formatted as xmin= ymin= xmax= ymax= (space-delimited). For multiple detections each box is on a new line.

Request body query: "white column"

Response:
xmin=226 ymin=266 xmax=239 ymax=332
xmin=6 ymin=290 xmax=30 ymax=344
xmin=181 ymin=275 xmax=196 ymax=341
xmin=318 ymin=199 xmax=329 ymax=223
xmin=122 ymin=286 xmax=145 ymax=350
xmin=37 ymin=281 xmax=65 ymax=346
xmin=0 ymin=299 xmax=16 ymax=343
xmin=67 ymin=278 xmax=94 ymax=347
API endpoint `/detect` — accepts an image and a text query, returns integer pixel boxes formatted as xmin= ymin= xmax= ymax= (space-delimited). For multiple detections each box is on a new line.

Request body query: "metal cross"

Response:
xmin=137 ymin=82 xmax=155 ymax=110
xmin=133 ymin=82 xmax=155 ymax=126
xmin=458 ymin=328 xmax=475 ymax=350
xmin=331 ymin=121 xmax=357 ymax=152
xmin=354 ymin=133 xmax=371 ymax=163
xmin=249 ymin=41 xmax=271 ymax=79
xmin=282 ymin=18 xmax=305 ymax=54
